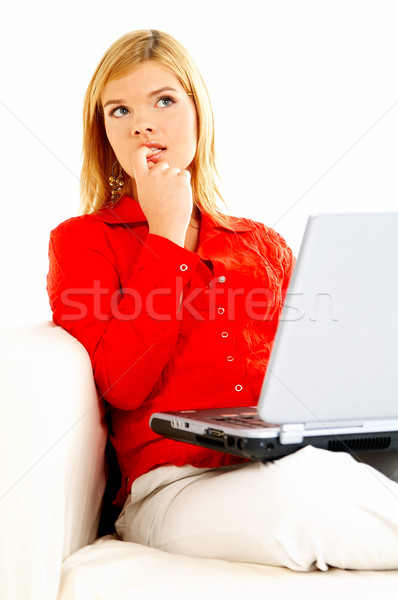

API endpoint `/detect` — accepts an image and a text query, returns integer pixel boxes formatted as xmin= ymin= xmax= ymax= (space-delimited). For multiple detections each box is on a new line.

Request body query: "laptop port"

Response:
xmin=208 ymin=428 xmax=224 ymax=439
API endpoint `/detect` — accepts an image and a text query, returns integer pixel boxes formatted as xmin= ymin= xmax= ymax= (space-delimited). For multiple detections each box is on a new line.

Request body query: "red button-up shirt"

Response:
xmin=47 ymin=195 xmax=294 ymax=505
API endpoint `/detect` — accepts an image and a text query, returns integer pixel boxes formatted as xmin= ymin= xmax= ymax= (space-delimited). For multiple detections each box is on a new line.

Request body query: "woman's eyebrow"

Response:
xmin=103 ymin=87 xmax=178 ymax=109
xmin=103 ymin=98 xmax=125 ymax=109
xmin=147 ymin=86 xmax=178 ymax=97
xmin=103 ymin=87 xmax=179 ymax=111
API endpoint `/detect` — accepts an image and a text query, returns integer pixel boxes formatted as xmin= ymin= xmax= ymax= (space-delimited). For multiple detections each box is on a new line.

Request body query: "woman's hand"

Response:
xmin=132 ymin=146 xmax=193 ymax=247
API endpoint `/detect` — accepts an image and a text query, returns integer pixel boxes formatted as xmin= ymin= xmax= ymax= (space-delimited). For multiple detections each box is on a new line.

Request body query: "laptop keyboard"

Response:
xmin=211 ymin=414 xmax=269 ymax=428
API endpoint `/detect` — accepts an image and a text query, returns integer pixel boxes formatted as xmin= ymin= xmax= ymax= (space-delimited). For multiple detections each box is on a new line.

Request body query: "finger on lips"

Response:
xmin=131 ymin=147 xmax=191 ymax=181
xmin=132 ymin=146 xmax=150 ymax=178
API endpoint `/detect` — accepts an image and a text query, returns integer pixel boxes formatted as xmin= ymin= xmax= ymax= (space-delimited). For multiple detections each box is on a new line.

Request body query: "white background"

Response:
xmin=0 ymin=0 xmax=397 ymax=327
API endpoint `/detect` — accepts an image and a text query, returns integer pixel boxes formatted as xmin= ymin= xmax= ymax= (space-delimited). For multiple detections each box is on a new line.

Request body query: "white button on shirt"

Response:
xmin=180 ymin=264 xmax=188 ymax=272
xmin=218 ymin=275 xmax=226 ymax=283
xmin=235 ymin=384 xmax=243 ymax=392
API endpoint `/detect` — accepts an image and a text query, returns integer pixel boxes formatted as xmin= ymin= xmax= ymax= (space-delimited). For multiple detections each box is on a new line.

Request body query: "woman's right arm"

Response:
xmin=47 ymin=219 xmax=199 ymax=411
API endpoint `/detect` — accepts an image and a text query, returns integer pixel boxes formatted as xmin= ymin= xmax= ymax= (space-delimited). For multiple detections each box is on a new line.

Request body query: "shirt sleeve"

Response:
xmin=262 ymin=225 xmax=296 ymax=300
xmin=276 ymin=232 xmax=296 ymax=298
xmin=47 ymin=219 xmax=200 ymax=410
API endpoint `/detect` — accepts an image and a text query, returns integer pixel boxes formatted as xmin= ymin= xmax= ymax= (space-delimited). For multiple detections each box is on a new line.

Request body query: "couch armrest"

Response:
xmin=0 ymin=322 xmax=107 ymax=600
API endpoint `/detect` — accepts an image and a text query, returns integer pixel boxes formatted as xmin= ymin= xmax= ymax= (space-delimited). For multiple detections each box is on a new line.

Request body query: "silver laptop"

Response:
xmin=150 ymin=213 xmax=398 ymax=460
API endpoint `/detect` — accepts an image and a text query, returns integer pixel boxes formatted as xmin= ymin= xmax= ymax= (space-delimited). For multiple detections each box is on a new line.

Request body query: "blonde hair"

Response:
xmin=80 ymin=29 xmax=228 ymax=222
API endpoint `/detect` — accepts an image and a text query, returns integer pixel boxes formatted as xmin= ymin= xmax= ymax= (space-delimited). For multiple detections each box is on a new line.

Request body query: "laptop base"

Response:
xmin=150 ymin=416 xmax=398 ymax=461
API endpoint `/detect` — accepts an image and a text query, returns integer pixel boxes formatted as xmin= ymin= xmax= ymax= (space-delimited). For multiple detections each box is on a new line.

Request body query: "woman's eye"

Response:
xmin=155 ymin=96 xmax=175 ymax=108
xmin=111 ymin=107 xmax=129 ymax=118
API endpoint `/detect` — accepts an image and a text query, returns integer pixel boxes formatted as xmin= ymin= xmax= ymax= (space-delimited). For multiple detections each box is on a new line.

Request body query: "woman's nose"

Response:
xmin=132 ymin=114 xmax=157 ymax=136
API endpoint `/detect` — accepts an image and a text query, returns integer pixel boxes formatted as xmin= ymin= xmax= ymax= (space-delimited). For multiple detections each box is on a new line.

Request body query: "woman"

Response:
xmin=47 ymin=29 xmax=398 ymax=571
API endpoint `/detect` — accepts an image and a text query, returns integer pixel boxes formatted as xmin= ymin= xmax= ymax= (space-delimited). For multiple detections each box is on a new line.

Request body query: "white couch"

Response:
xmin=1 ymin=322 xmax=397 ymax=600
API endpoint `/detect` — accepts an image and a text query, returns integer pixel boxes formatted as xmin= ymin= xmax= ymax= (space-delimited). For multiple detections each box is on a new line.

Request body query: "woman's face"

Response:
xmin=101 ymin=61 xmax=198 ymax=188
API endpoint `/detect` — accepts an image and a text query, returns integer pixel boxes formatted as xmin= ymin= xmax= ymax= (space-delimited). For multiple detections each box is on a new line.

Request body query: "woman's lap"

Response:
xmin=115 ymin=446 xmax=398 ymax=571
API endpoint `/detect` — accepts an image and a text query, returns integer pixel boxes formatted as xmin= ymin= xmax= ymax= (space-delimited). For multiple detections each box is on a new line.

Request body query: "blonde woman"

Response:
xmin=47 ymin=30 xmax=398 ymax=571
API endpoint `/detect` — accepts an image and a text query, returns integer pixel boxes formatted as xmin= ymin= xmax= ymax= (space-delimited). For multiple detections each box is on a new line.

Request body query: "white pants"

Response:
xmin=115 ymin=447 xmax=398 ymax=571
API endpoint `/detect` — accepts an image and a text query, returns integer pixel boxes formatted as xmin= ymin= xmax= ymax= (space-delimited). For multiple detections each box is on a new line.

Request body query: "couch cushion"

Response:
xmin=58 ymin=536 xmax=398 ymax=599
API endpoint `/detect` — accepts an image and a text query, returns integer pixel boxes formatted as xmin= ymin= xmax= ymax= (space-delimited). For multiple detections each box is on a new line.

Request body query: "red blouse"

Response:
xmin=47 ymin=195 xmax=294 ymax=506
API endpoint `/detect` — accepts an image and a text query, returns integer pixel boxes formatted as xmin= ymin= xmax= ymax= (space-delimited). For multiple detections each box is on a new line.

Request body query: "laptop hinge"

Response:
xmin=280 ymin=423 xmax=305 ymax=445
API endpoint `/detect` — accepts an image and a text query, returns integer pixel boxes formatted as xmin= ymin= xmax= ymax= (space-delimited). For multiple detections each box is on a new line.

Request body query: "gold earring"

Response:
xmin=109 ymin=161 xmax=124 ymax=205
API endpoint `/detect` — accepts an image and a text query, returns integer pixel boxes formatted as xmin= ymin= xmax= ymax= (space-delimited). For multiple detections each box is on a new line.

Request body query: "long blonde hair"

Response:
xmin=80 ymin=29 xmax=228 ymax=221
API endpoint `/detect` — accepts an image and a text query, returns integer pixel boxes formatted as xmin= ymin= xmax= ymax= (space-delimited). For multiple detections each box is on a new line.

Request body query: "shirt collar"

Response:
xmin=91 ymin=195 xmax=255 ymax=233
xmin=92 ymin=195 xmax=147 ymax=224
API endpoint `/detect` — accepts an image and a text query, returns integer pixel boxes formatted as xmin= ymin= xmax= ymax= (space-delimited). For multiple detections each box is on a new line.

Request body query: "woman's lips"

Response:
xmin=146 ymin=148 xmax=166 ymax=163
xmin=143 ymin=142 xmax=167 ymax=164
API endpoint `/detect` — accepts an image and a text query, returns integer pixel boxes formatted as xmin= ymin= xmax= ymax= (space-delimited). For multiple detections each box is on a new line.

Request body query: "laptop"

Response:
xmin=150 ymin=213 xmax=398 ymax=460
